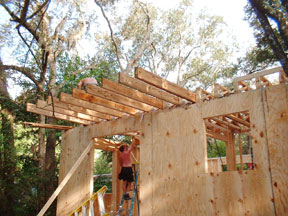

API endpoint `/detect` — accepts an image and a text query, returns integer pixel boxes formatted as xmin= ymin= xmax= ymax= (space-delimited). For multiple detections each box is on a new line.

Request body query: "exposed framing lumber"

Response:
xmin=204 ymin=119 xmax=230 ymax=134
xmin=26 ymin=103 xmax=91 ymax=125
xmin=36 ymin=100 xmax=101 ymax=123
xmin=73 ymin=88 xmax=141 ymax=115
xmin=233 ymin=66 xmax=283 ymax=92
xmin=47 ymin=96 xmax=113 ymax=121
xmin=211 ymin=117 xmax=242 ymax=131
xmin=234 ymin=66 xmax=283 ymax=83
xmin=60 ymin=92 xmax=125 ymax=118
xmin=23 ymin=122 xmax=74 ymax=130
xmin=119 ymin=72 xmax=183 ymax=105
xmin=94 ymin=138 xmax=118 ymax=152
xmin=135 ymin=67 xmax=197 ymax=103
xmin=102 ymin=78 xmax=165 ymax=109
xmin=37 ymin=140 xmax=94 ymax=216
xmin=86 ymin=84 xmax=154 ymax=112
xmin=226 ymin=114 xmax=250 ymax=127
xmin=206 ymin=129 xmax=228 ymax=141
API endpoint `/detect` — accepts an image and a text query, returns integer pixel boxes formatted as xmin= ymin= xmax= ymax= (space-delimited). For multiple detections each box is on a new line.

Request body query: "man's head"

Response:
xmin=119 ymin=144 xmax=128 ymax=152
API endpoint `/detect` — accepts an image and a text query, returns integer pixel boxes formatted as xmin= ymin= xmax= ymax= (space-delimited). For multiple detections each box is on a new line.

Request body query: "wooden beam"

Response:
xmin=47 ymin=96 xmax=113 ymax=121
xmin=119 ymin=72 xmax=183 ymax=105
xmin=204 ymin=119 xmax=231 ymax=133
xmin=226 ymin=114 xmax=250 ymax=127
xmin=26 ymin=103 xmax=91 ymax=125
xmin=37 ymin=100 xmax=101 ymax=123
xmin=102 ymin=78 xmax=164 ymax=109
xmin=211 ymin=117 xmax=242 ymax=131
xmin=233 ymin=66 xmax=283 ymax=83
xmin=37 ymin=141 xmax=94 ymax=216
xmin=135 ymin=67 xmax=197 ymax=103
xmin=206 ymin=129 xmax=228 ymax=141
xmin=60 ymin=92 xmax=125 ymax=118
xmin=73 ymin=88 xmax=141 ymax=116
xmin=86 ymin=84 xmax=154 ymax=112
xmin=23 ymin=122 xmax=74 ymax=130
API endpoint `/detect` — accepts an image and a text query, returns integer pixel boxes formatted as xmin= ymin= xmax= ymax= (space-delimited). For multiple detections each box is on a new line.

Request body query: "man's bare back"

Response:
xmin=77 ymin=77 xmax=98 ymax=89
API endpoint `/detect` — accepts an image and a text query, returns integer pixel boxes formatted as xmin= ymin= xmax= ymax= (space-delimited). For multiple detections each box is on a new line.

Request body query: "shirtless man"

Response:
xmin=77 ymin=77 xmax=98 ymax=89
xmin=118 ymin=139 xmax=135 ymax=200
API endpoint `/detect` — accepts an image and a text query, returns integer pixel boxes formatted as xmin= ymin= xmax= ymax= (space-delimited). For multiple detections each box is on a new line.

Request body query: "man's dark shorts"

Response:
xmin=118 ymin=167 xmax=134 ymax=182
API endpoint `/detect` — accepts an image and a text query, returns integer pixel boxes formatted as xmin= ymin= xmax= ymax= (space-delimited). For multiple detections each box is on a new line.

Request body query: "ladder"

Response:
xmin=118 ymin=163 xmax=140 ymax=216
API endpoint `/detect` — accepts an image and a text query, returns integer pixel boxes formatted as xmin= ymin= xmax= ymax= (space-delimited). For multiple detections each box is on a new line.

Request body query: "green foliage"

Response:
xmin=57 ymin=52 xmax=118 ymax=94
xmin=94 ymin=150 xmax=112 ymax=193
xmin=240 ymin=1 xmax=288 ymax=74
xmin=207 ymin=138 xmax=226 ymax=158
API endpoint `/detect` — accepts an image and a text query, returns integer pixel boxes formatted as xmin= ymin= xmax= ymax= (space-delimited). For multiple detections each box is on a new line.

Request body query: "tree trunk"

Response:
xmin=0 ymin=62 xmax=16 ymax=216
xmin=249 ymin=0 xmax=288 ymax=76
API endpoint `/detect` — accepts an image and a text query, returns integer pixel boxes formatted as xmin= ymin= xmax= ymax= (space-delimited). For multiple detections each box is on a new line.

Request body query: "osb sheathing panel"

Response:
xmin=56 ymin=84 xmax=287 ymax=215
xmin=140 ymin=87 xmax=277 ymax=215
xmin=264 ymin=84 xmax=288 ymax=215
xmin=56 ymin=126 xmax=94 ymax=216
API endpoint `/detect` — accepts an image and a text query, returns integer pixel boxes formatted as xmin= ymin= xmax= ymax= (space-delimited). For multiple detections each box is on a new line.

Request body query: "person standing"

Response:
xmin=118 ymin=139 xmax=135 ymax=200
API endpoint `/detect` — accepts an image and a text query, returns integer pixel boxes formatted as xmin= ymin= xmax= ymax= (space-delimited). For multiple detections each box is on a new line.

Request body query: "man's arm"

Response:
xmin=128 ymin=139 xmax=136 ymax=152
xmin=77 ymin=80 xmax=83 ymax=89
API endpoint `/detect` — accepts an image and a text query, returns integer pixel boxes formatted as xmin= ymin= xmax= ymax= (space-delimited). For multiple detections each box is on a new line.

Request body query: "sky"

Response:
xmin=146 ymin=0 xmax=255 ymax=56
xmin=1 ymin=0 xmax=256 ymax=98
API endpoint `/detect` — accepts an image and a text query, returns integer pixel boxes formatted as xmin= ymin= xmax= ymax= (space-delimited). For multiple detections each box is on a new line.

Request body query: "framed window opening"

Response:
xmin=204 ymin=111 xmax=254 ymax=173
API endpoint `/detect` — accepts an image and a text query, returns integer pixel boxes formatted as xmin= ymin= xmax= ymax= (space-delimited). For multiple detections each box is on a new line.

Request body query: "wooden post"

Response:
xmin=238 ymin=133 xmax=243 ymax=173
xmin=112 ymin=148 xmax=120 ymax=213
xmin=226 ymin=132 xmax=237 ymax=171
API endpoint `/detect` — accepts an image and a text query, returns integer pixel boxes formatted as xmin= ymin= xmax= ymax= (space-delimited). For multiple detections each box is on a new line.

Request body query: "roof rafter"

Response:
xmin=26 ymin=103 xmax=91 ymax=125
xmin=47 ymin=96 xmax=113 ymax=121
xmin=73 ymin=88 xmax=140 ymax=115
xmin=86 ymin=84 xmax=155 ymax=112
xmin=60 ymin=92 xmax=125 ymax=118
xmin=135 ymin=67 xmax=197 ymax=103
xmin=119 ymin=72 xmax=184 ymax=105
xmin=37 ymin=100 xmax=101 ymax=123
xmin=102 ymin=78 xmax=165 ymax=109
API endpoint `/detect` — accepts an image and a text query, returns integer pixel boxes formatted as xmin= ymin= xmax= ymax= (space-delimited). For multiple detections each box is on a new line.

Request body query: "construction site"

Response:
xmin=27 ymin=66 xmax=288 ymax=216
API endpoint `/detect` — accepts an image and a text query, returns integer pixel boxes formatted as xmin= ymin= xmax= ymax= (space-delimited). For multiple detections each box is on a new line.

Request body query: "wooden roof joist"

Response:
xmin=226 ymin=114 xmax=250 ymax=127
xmin=23 ymin=122 xmax=74 ymax=130
xmin=135 ymin=67 xmax=197 ymax=103
xmin=60 ymin=92 xmax=125 ymax=118
xmin=73 ymin=88 xmax=140 ymax=115
xmin=233 ymin=66 xmax=285 ymax=93
xmin=206 ymin=129 xmax=228 ymax=141
xmin=26 ymin=103 xmax=92 ymax=125
xmin=36 ymin=100 xmax=101 ymax=123
xmin=47 ymin=96 xmax=113 ymax=121
xmin=86 ymin=84 xmax=155 ymax=112
xmin=102 ymin=78 xmax=165 ymax=109
xmin=93 ymin=138 xmax=126 ymax=152
xmin=119 ymin=72 xmax=184 ymax=106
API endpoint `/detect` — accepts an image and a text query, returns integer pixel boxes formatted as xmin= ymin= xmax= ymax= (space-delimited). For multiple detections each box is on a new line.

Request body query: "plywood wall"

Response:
xmin=56 ymin=126 xmax=94 ymax=216
xmin=139 ymin=85 xmax=288 ymax=215
xmin=56 ymin=84 xmax=287 ymax=215
xmin=264 ymin=84 xmax=288 ymax=215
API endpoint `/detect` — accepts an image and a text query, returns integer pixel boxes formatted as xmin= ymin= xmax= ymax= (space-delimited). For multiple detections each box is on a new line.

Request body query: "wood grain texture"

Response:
xmin=119 ymin=72 xmax=184 ymax=105
xmin=60 ymin=92 xmax=125 ymax=118
xmin=102 ymin=78 xmax=164 ymax=109
xmin=86 ymin=84 xmax=154 ymax=112
xmin=264 ymin=84 xmax=288 ymax=215
xmin=56 ymin=126 xmax=94 ymax=216
xmin=73 ymin=88 xmax=140 ymax=115
xmin=135 ymin=67 xmax=197 ymax=102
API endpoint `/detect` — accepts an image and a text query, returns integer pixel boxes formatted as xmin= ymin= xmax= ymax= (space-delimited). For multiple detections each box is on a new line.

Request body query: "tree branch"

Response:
xmin=95 ymin=0 xmax=124 ymax=72
xmin=2 ymin=65 xmax=39 ymax=87
xmin=125 ymin=1 xmax=152 ymax=73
